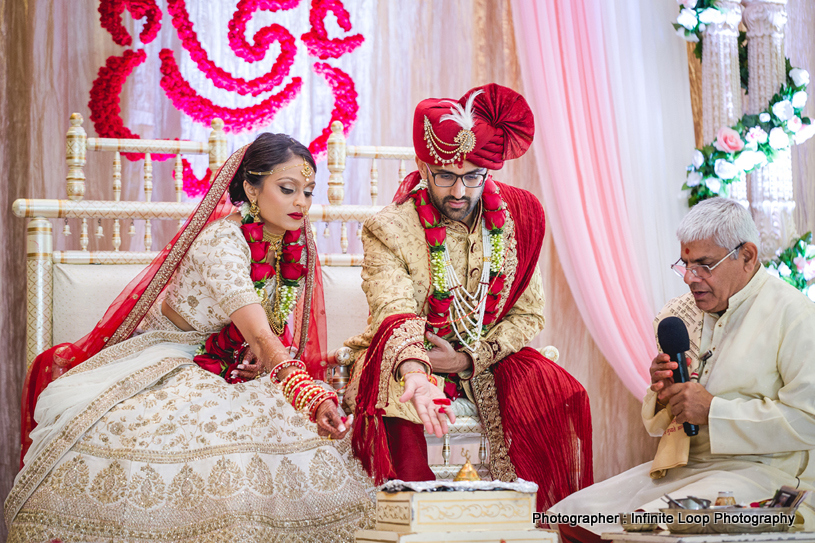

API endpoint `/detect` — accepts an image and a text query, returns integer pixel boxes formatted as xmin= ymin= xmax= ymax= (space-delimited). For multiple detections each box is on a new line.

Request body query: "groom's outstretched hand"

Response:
xmin=398 ymin=361 xmax=455 ymax=438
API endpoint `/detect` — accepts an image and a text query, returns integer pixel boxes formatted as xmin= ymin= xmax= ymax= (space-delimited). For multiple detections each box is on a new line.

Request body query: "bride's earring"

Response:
xmin=249 ymin=200 xmax=261 ymax=223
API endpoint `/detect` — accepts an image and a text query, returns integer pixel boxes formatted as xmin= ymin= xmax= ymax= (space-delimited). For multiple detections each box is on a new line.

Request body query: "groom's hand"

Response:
xmin=425 ymin=332 xmax=472 ymax=374
xmin=397 ymin=361 xmax=455 ymax=437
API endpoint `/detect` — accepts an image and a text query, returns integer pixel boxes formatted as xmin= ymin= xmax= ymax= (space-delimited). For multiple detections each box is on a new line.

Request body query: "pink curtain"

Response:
xmin=512 ymin=0 xmax=655 ymax=399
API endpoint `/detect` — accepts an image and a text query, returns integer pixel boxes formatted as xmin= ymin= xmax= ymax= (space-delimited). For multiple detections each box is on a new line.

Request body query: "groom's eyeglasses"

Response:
xmin=426 ymin=166 xmax=487 ymax=188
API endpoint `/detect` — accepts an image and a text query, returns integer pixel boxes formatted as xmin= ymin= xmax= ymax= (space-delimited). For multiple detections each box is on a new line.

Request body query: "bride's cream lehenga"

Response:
xmin=6 ymin=152 xmax=375 ymax=542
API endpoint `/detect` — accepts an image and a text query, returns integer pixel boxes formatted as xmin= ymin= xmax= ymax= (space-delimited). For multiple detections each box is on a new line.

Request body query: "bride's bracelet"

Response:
xmin=308 ymin=389 xmax=339 ymax=423
xmin=271 ymin=359 xmax=306 ymax=384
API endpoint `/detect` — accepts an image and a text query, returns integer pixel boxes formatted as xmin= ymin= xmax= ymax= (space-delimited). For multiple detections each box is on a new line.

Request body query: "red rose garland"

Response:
xmin=193 ymin=220 xmax=306 ymax=384
xmin=228 ymin=0 xmax=300 ymax=63
xmin=411 ymin=177 xmax=508 ymax=340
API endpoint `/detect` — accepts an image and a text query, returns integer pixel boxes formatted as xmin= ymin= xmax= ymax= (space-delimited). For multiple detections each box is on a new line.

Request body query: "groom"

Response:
xmin=345 ymin=83 xmax=593 ymax=511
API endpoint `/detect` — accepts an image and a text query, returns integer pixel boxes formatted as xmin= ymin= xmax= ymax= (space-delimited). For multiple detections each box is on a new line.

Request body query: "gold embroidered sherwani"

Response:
xmin=344 ymin=198 xmax=545 ymax=480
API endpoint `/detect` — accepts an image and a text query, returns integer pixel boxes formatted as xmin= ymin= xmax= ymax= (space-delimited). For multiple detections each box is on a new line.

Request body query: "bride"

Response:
xmin=6 ymin=134 xmax=375 ymax=542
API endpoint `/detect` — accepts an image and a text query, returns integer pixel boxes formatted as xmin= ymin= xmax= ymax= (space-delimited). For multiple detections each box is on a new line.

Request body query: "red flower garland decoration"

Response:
xmin=193 ymin=222 xmax=306 ymax=384
xmin=300 ymin=0 xmax=364 ymax=59
xmin=92 ymin=0 xmax=364 ymax=192
xmin=98 ymin=0 xmax=162 ymax=47
xmin=158 ymin=49 xmax=303 ymax=133
xmin=309 ymin=63 xmax=359 ymax=160
xmin=167 ymin=0 xmax=297 ymax=96
xmin=228 ymin=0 xmax=300 ymax=63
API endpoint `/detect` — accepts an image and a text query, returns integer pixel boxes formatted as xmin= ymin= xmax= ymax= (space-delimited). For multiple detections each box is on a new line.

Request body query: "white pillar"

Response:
xmin=742 ymin=0 xmax=797 ymax=261
xmin=701 ymin=1 xmax=747 ymax=204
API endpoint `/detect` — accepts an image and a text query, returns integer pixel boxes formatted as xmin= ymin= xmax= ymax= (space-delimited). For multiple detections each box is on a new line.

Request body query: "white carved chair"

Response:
xmin=14 ymin=117 xmax=557 ymax=481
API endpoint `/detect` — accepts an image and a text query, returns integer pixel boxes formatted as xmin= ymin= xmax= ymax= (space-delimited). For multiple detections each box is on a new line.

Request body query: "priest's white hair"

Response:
xmin=677 ymin=197 xmax=760 ymax=255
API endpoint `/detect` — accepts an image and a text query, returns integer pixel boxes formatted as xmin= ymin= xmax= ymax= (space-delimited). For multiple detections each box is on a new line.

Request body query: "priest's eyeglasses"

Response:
xmin=426 ymin=167 xmax=487 ymax=188
xmin=671 ymin=242 xmax=745 ymax=279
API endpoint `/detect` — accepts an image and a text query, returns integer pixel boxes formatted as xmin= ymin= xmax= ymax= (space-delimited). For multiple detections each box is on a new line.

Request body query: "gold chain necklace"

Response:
xmin=261 ymin=230 xmax=286 ymax=335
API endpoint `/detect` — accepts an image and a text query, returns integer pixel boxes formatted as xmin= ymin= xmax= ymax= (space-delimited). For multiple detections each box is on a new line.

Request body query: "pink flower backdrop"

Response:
xmin=89 ymin=0 xmax=365 ymax=197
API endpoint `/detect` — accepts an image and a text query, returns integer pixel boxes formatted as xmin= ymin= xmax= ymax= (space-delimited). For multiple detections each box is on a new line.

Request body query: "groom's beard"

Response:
xmin=429 ymin=191 xmax=480 ymax=224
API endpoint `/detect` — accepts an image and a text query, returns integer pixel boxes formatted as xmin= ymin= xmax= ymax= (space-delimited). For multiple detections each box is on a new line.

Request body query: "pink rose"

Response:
xmin=241 ymin=222 xmax=264 ymax=242
xmin=250 ymin=263 xmax=275 ymax=282
xmin=416 ymin=203 xmax=442 ymax=228
xmin=788 ymin=116 xmax=803 ymax=133
xmin=489 ymin=274 xmax=506 ymax=295
xmin=425 ymin=226 xmax=447 ymax=247
xmin=280 ymin=262 xmax=306 ymax=281
xmin=282 ymin=244 xmax=304 ymax=263
xmin=428 ymin=295 xmax=453 ymax=315
xmin=283 ymin=228 xmax=302 ymax=244
xmin=793 ymin=256 xmax=806 ymax=272
xmin=412 ymin=188 xmax=430 ymax=206
xmin=248 ymin=241 xmax=270 ymax=263
xmin=483 ymin=209 xmax=506 ymax=232
xmin=443 ymin=380 xmax=461 ymax=401
xmin=713 ymin=127 xmax=745 ymax=154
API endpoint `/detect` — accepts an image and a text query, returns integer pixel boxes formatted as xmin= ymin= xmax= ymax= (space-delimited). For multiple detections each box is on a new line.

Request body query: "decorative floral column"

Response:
xmin=701 ymin=1 xmax=746 ymax=203
xmin=742 ymin=0 xmax=797 ymax=261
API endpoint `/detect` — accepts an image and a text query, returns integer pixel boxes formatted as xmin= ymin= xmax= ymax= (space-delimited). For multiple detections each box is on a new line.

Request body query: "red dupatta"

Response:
xmin=20 ymin=145 xmax=327 ymax=465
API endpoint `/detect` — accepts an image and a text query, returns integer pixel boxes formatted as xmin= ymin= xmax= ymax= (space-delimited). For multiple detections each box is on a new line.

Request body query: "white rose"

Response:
xmin=778 ymin=262 xmax=792 ymax=277
xmin=734 ymin=150 xmax=762 ymax=172
xmin=686 ymin=171 xmax=702 ymax=187
xmin=788 ymin=116 xmax=803 ymax=133
xmin=769 ymin=127 xmax=790 ymax=149
xmin=698 ymin=7 xmax=725 ymax=25
xmin=706 ymin=177 xmax=722 ymax=193
xmin=793 ymin=122 xmax=815 ymax=144
xmin=698 ymin=23 xmax=706 ymax=32
xmin=692 ymin=150 xmax=705 ymax=168
xmin=804 ymin=259 xmax=815 ymax=282
xmin=725 ymin=9 xmax=742 ymax=27
xmin=675 ymin=26 xmax=700 ymax=42
xmin=792 ymin=91 xmax=808 ymax=109
xmin=807 ymin=285 xmax=815 ymax=303
xmin=714 ymin=158 xmax=738 ymax=180
xmin=772 ymin=100 xmax=794 ymax=121
xmin=766 ymin=266 xmax=780 ymax=279
xmin=790 ymin=68 xmax=810 ymax=88
xmin=677 ymin=8 xmax=698 ymax=30
xmin=759 ymin=112 xmax=771 ymax=123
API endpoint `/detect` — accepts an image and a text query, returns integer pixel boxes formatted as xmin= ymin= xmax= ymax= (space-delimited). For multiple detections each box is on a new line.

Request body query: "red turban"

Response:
xmin=412 ymin=83 xmax=534 ymax=170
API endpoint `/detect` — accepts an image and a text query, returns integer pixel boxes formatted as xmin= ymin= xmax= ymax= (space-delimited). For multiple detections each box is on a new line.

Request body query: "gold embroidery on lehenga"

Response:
xmin=47 ymin=456 xmax=89 ymax=498
xmin=274 ymin=457 xmax=307 ymax=500
xmin=168 ymin=464 xmax=206 ymax=509
xmin=89 ymin=462 xmax=127 ymax=504
xmin=247 ymin=454 xmax=275 ymax=496
xmin=207 ymin=457 xmax=244 ymax=498
xmin=128 ymin=464 xmax=166 ymax=509
xmin=309 ymin=448 xmax=345 ymax=492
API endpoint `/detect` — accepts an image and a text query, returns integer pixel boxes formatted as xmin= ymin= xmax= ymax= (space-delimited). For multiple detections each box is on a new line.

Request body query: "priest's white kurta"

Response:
xmin=550 ymin=268 xmax=815 ymax=534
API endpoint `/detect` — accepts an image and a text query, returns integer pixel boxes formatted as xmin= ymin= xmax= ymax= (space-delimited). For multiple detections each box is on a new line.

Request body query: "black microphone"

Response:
xmin=657 ymin=316 xmax=699 ymax=437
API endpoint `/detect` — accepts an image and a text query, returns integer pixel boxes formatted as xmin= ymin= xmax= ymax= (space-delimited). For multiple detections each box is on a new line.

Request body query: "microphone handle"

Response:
xmin=672 ymin=351 xmax=699 ymax=437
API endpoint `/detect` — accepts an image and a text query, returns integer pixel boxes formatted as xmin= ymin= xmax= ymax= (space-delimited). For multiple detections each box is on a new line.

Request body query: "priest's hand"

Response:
xmin=425 ymin=332 xmax=472 ymax=374
xmin=662 ymin=381 xmax=713 ymax=425
xmin=649 ymin=353 xmax=677 ymax=393
xmin=398 ymin=360 xmax=456 ymax=437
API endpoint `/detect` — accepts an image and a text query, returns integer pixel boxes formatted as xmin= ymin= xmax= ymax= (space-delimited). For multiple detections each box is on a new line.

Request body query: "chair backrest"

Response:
xmin=14 ymin=117 xmax=414 ymax=367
